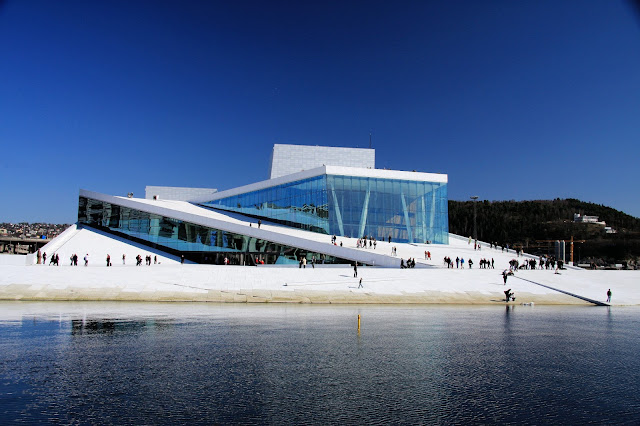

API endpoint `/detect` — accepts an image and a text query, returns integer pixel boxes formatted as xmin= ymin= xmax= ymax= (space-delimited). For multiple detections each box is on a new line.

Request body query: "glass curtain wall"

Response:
xmin=200 ymin=174 xmax=448 ymax=244
xmin=327 ymin=176 xmax=448 ymax=244
xmin=77 ymin=197 xmax=348 ymax=265
xmin=201 ymin=176 xmax=329 ymax=234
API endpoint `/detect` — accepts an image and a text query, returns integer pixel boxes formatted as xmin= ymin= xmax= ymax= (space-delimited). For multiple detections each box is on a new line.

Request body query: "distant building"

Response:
xmin=573 ymin=213 xmax=606 ymax=226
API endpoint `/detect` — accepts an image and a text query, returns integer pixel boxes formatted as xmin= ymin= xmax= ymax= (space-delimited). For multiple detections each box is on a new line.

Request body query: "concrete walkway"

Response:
xmin=1 ymin=263 xmax=637 ymax=305
xmin=2 ymin=225 xmax=636 ymax=305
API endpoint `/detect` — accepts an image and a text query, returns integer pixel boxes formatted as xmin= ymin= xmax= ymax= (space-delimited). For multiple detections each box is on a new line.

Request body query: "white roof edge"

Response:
xmin=324 ymin=166 xmax=447 ymax=183
xmin=202 ymin=166 xmax=447 ymax=202
xmin=273 ymin=143 xmax=374 ymax=152
xmin=145 ymin=185 xmax=218 ymax=191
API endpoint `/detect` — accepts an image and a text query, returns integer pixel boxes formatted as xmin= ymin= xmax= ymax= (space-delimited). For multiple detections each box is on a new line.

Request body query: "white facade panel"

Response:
xmin=269 ymin=144 xmax=375 ymax=178
xmin=145 ymin=186 xmax=218 ymax=202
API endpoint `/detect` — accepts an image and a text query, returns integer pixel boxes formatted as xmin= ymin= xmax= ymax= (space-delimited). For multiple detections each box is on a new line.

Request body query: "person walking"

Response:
xmin=606 ymin=289 xmax=612 ymax=303
xmin=358 ymin=278 xmax=363 ymax=288
xmin=122 ymin=254 xmax=126 ymax=265
xmin=353 ymin=262 xmax=358 ymax=278
xmin=106 ymin=254 xmax=111 ymax=267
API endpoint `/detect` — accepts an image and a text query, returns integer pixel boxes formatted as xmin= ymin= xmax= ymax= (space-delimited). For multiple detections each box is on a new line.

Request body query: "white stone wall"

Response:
xmin=145 ymin=186 xmax=218 ymax=202
xmin=269 ymin=144 xmax=375 ymax=179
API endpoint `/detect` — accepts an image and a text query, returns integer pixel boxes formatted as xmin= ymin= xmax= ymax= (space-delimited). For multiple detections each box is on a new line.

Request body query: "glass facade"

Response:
xmin=77 ymin=197 xmax=350 ymax=265
xmin=201 ymin=176 xmax=330 ymax=234
xmin=201 ymin=174 xmax=448 ymax=244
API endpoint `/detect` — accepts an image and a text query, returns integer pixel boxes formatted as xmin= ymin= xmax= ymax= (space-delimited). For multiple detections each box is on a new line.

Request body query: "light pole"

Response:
xmin=470 ymin=196 xmax=478 ymax=241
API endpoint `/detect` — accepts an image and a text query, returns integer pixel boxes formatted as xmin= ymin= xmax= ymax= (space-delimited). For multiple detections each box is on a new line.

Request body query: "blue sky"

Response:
xmin=1 ymin=0 xmax=639 ymax=223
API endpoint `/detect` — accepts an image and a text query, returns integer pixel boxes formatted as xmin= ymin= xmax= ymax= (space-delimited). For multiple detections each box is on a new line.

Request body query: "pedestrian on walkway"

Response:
xmin=358 ymin=278 xmax=363 ymax=288
xmin=353 ymin=262 xmax=358 ymax=277
xmin=606 ymin=289 xmax=612 ymax=303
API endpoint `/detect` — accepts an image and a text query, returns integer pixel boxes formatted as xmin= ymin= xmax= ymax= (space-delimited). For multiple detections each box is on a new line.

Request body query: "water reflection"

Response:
xmin=0 ymin=303 xmax=639 ymax=424
xmin=70 ymin=318 xmax=174 ymax=335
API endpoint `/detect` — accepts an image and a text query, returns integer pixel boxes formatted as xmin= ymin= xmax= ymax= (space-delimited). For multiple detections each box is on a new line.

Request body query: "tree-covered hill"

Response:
xmin=448 ymin=199 xmax=640 ymax=264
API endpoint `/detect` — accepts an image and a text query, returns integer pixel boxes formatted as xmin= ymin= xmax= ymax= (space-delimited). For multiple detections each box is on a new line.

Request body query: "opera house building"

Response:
xmin=77 ymin=144 xmax=448 ymax=266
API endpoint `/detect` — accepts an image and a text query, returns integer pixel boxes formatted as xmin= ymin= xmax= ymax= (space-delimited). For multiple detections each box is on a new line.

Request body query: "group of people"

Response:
xmin=37 ymin=250 xmax=60 ymax=265
xmin=509 ymin=257 xmax=563 ymax=272
xmin=297 ymin=256 xmax=316 ymax=268
xmin=48 ymin=252 xmax=60 ymax=265
xmin=36 ymin=250 xmax=87 ymax=266
xmin=400 ymin=258 xmax=416 ymax=268
xmin=135 ymin=254 xmax=157 ymax=266
xmin=468 ymin=238 xmax=483 ymax=251
xmin=330 ymin=235 xmax=343 ymax=247
xmin=452 ymin=256 xmax=466 ymax=268
xmin=479 ymin=258 xmax=495 ymax=269
xmin=356 ymin=236 xmax=377 ymax=249
xmin=441 ymin=255 xmax=493 ymax=270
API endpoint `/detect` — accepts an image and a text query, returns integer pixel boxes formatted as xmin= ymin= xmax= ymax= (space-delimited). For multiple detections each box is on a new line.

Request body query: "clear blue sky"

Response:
xmin=1 ymin=0 xmax=639 ymax=223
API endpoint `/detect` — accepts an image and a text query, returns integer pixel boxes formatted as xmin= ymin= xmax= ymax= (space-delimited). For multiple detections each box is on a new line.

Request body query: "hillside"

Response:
xmin=448 ymin=199 xmax=640 ymax=264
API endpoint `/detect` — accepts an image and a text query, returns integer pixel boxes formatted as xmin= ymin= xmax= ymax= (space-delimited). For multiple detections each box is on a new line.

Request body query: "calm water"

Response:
xmin=1 ymin=302 xmax=639 ymax=425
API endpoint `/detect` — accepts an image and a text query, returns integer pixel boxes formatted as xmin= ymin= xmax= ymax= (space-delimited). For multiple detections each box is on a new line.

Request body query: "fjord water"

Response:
xmin=1 ymin=302 xmax=638 ymax=424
